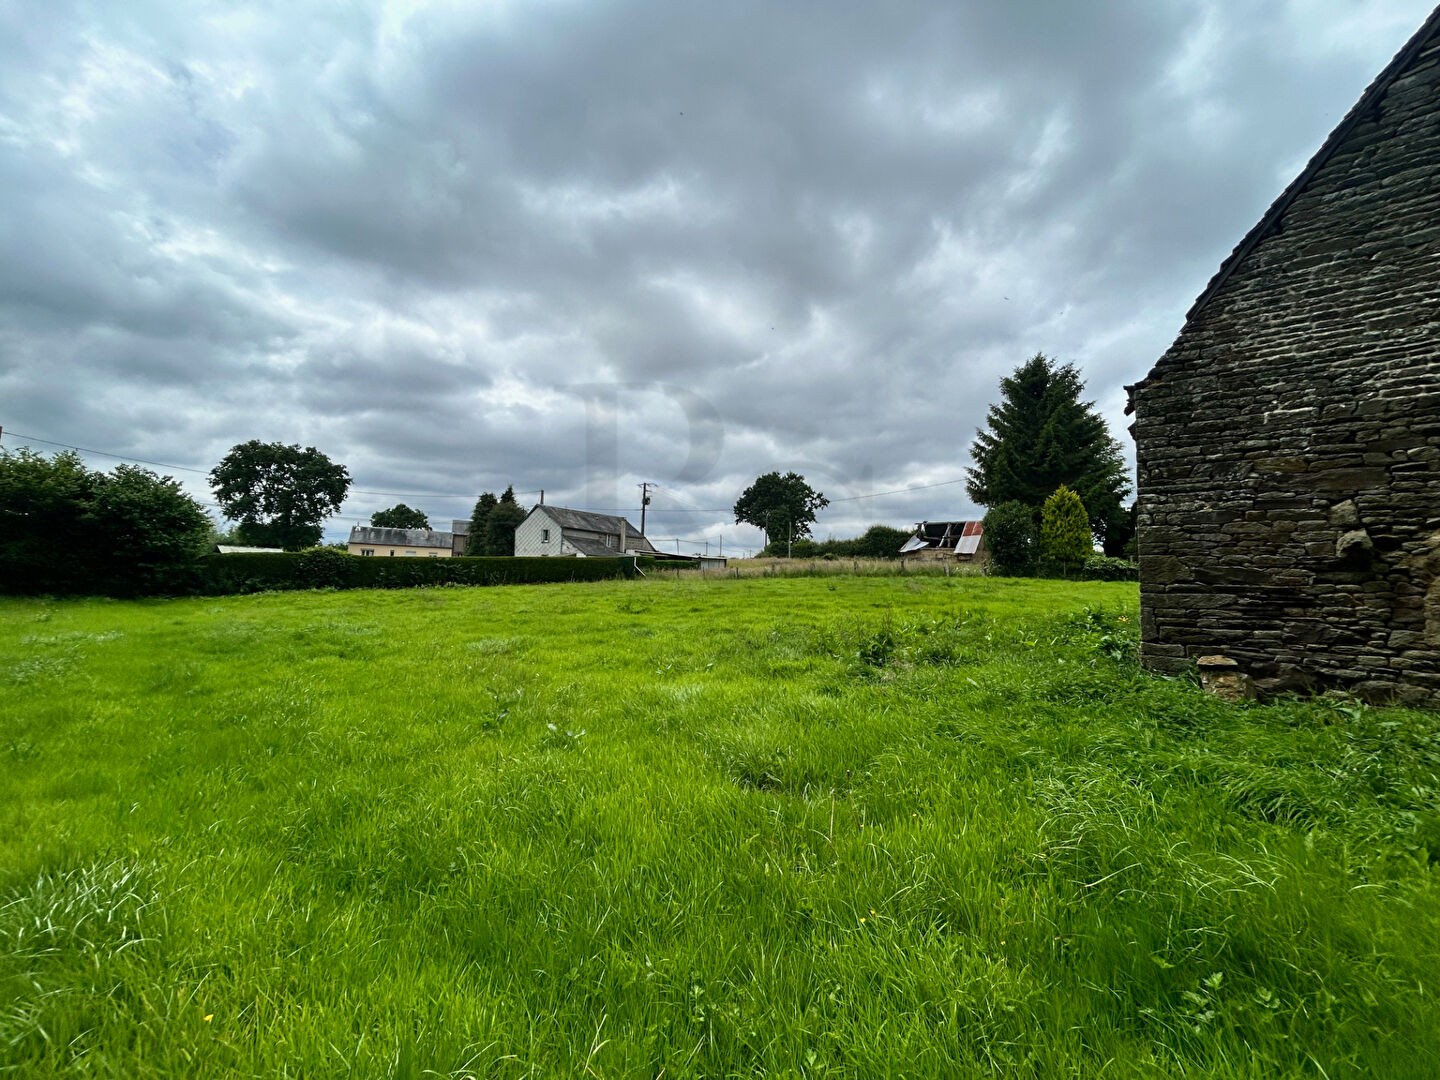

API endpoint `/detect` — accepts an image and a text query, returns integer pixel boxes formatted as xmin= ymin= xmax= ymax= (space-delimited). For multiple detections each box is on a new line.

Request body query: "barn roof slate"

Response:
xmin=1182 ymin=6 xmax=1440 ymax=326
xmin=1128 ymin=5 xmax=1440 ymax=414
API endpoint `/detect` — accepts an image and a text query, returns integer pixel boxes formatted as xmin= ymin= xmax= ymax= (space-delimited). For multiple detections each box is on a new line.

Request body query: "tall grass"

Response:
xmin=0 ymin=576 xmax=1436 ymax=1077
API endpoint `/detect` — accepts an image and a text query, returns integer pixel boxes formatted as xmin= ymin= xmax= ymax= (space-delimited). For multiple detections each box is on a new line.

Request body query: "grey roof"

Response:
xmin=348 ymin=526 xmax=453 ymax=548
xmin=567 ymin=536 xmax=621 ymax=557
xmin=531 ymin=505 xmax=656 ymax=552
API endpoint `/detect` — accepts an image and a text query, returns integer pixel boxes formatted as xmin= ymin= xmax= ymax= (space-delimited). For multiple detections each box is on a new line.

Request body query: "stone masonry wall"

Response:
xmin=1134 ymin=30 xmax=1440 ymax=705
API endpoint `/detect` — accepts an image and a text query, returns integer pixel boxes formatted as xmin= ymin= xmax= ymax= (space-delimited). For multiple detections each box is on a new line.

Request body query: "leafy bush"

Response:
xmin=1079 ymin=555 xmax=1138 ymax=581
xmin=0 ymin=448 xmax=211 ymax=597
xmin=982 ymin=501 xmax=1038 ymax=576
xmin=761 ymin=524 xmax=912 ymax=560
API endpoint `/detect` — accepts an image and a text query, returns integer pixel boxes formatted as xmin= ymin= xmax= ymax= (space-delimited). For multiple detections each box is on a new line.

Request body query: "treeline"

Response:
xmin=0 ymin=448 xmax=212 ymax=596
xmin=0 ymin=448 xmax=626 ymax=598
xmin=758 ymin=524 xmax=911 ymax=560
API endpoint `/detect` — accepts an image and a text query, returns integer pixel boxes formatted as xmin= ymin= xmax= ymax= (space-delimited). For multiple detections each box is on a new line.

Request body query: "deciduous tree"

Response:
xmin=209 ymin=441 xmax=350 ymax=551
xmin=733 ymin=472 xmax=829 ymax=545
xmin=370 ymin=503 xmax=429 ymax=529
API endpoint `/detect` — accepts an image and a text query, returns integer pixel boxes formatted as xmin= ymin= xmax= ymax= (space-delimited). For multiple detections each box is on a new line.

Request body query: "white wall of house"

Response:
xmin=513 ymin=507 xmax=561 ymax=557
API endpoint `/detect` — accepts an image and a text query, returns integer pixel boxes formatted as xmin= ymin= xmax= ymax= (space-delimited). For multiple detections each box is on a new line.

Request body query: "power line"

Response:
xmin=828 ymin=477 xmax=968 ymax=502
xmin=0 ymin=430 xmax=212 ymax=474
xmin=2 ymin=427 xmax=970 ymax=513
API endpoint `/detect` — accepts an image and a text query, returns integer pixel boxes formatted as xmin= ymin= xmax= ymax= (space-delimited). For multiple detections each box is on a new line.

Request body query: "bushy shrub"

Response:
xmin=761 ymin=524 xmax=911 ymax=560
xmin=1079 ymin=555 xmax=1139 ymax=581
xmin=1040 ymin=485 xmax=1092 ymax=574
xmin=0 ymin=448 xmax=211 ymax=597
xmin=849 ymin=525 xmax=911 ymax=558
xmin=982 ymin=501 xmax=1038 ymax=576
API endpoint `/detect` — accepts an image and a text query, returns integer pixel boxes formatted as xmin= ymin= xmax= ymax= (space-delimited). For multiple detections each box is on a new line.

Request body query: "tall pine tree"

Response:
xmin=464 ymin=491 xmax=498 ymax=555
xmin=966 ymin=354 xmax=1132 ymax=555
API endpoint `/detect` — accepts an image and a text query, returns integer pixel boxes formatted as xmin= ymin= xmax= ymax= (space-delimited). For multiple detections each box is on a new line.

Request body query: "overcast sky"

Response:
xmin=1 ymin=0 xmax=1432 ymax=553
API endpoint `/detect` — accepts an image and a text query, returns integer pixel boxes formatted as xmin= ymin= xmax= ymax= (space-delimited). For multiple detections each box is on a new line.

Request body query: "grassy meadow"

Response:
xmin=1 ymin=574 xmax=1438 ymax=1077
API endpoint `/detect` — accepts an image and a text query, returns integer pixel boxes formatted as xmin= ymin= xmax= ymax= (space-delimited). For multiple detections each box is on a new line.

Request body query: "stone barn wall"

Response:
xmin=1132 ymin=14 xmax=1440 ymax=705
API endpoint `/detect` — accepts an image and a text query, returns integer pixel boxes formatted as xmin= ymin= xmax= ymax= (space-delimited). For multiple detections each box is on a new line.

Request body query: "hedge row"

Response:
xmin=986 ymin=554 xmax=1138 ymax=582
xmin=1076 ymin=555 xmax=1139 ymax=581
xmin=196 ymin=550 xmax=635 ymax=595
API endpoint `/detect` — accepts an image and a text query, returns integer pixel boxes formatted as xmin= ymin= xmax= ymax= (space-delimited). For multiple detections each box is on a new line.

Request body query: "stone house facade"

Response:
xmin=1130 ymin=9 xmax=1440 ymax=705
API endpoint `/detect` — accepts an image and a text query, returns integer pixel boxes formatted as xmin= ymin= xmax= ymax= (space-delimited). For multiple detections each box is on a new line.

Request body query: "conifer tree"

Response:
xmin=464 ymin=491 xmax=498 ymax=555
xmin=966 ymin=354 xmax=1132 ymax=554
xmin=1040 ymin=485 xmax=1092 ymax=572
xmin=482 ymin=486 xmax=527 ymax=555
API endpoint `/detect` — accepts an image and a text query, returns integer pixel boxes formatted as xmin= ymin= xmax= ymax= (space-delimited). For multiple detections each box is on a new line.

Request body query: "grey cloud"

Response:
xmin=2 ymin=0 xmax=1434 ymax=551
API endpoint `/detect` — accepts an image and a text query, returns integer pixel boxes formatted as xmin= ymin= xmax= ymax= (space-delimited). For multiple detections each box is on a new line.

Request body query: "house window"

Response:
xmin=542 ymin=528 xmax=551 ymax=543
xmin=405 ymin=550 xmax=418 ymax=556
xmin=361 ymin=549 xmax=375 ymax=556
xmin=428 ymin=553 xmax=438 ymax=558
xmin=389 ymin=549 xmax=396 ymax=556
xmin=605 ymin=534 xmax=617 ymax=548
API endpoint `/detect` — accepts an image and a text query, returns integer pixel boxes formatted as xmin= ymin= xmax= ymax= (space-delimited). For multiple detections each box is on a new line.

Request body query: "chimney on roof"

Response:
xmin=620 ymin=519 xmax=628 ymax=553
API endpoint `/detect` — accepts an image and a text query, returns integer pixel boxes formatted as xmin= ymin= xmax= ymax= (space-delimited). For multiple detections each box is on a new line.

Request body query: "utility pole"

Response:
xmin=638 ymin=481 xmax=653 ymax=536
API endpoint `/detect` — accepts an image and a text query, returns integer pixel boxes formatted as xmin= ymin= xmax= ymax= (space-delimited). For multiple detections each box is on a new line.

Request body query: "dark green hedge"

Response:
xmin=1078 ymin=555 xmax=1139 ymax=581
xmin=196 ymin=551 xmax=634 ymax=595
xmin=987 ymin=554 xmax=1138 ymax=582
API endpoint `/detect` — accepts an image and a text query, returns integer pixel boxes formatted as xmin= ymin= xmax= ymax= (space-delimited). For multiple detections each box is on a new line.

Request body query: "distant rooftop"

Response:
xmin=347 ymin=526 xmax=453 ymax=548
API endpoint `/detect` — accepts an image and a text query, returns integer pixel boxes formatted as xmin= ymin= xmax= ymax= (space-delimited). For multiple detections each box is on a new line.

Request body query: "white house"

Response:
xmin=513 ymin=505 xmax=656 ymax=557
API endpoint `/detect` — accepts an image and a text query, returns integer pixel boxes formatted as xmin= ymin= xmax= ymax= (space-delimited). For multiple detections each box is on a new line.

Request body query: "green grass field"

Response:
xmin=2 ymin=575 xmax=1438 ymax=1077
